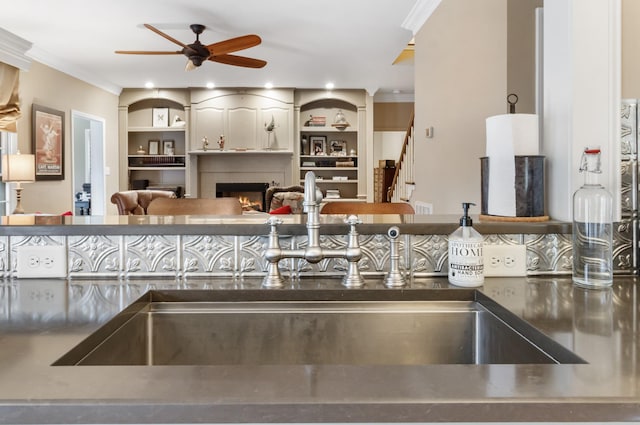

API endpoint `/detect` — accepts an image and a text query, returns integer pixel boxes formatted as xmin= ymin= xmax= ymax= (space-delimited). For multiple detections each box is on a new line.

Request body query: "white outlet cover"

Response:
xmin=483 ymin=244 xmax=527 ymax=277
xmin=16 ymin=245 xmax=67 ymax=278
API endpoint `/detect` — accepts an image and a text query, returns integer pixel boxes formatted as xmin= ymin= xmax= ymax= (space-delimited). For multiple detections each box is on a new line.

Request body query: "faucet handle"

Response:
xmin=345 ymin=214 xmax=362 ymax=226
xmin=266 ymin=216 xmax=283 ymax=228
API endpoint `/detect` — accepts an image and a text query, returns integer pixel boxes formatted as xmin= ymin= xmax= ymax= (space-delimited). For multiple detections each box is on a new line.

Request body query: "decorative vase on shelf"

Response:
xmin=301 ymin=136 xmax=309 ymax=155
xmin=264 ymin=116 xmax=276 ymax=150
xmin=136 ymin=145 xmax=146 ymax=155
xmin=331 ymin=110 xmax=350 ymax=129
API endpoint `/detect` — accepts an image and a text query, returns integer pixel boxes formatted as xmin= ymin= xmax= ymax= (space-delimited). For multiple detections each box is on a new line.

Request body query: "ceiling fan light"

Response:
xmin=185 ymin=59 xmax=198 ymax=71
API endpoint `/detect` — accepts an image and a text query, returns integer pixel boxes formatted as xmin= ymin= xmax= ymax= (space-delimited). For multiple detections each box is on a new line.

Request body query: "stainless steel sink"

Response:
xmin=54 ymin=289 xmax=584 ymax=366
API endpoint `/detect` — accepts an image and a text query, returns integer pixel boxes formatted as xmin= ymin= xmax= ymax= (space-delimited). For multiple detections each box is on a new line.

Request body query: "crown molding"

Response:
xmin=402 ymin=0 xmax=442 ymax=34
xmin=27 ymin=46 xmax=122 ymax=95
xmin=373 ymin=91 xmax=415 ymax=103
xmin=0 ymin=28 xmax=32 ymax=71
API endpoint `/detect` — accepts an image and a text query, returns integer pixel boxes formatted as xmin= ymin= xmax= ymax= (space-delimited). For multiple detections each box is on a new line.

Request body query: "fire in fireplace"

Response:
xmin=215 ymin=182 xmax=270 ymax=212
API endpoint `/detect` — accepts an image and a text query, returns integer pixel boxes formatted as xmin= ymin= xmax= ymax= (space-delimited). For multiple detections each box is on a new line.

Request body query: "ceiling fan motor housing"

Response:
xmin=183 ymin=40 xmax=210 ymax=66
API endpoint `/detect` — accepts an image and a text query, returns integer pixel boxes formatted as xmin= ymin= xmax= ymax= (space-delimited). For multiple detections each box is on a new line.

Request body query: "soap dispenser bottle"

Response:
xmin=448 ymin=202 xmax=484 ymax=287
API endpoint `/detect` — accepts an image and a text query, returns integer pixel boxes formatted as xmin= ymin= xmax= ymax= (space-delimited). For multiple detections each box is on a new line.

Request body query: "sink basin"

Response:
xmin=54 ymin=289 xmax=584 ymax=366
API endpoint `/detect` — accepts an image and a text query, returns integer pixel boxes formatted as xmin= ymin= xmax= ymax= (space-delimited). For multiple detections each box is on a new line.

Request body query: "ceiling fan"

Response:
xmin=115 ymin=24 xmax=267 ymax=71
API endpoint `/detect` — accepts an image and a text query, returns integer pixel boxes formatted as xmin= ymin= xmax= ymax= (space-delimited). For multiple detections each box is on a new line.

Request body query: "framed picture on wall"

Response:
xmin=329 ymin=140 xmax=347 ymax=156
xmin=32 ymin=104 xmax=64 ymax=181
xmin=310 ymin=136 xmax=326 ymax=156
xmin=152 ymin=108 xmax=169 ymax=127
xmin=148 ymin=139 xmax=160 ymax=155
xmin=162 ymin=139 xmax=175 ymax=155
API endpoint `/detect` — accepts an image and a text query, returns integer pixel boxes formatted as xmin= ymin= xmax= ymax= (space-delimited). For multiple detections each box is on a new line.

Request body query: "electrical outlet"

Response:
xmin=16 ymin=245 xmax=67 ymax=278
xmin=483 ymin=244 xmax=527 ymax=277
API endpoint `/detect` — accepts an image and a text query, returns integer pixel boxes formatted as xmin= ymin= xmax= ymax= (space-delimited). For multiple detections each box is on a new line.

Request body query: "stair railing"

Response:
xmin=387 ymin=111 xmax=415 ymax=202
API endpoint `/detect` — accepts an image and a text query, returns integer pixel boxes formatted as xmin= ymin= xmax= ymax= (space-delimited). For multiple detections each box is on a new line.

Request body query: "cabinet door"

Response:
xmin=193 ymin=107 xmax=224 ymax=148
xmin=228 ymin=107 xmax=258 ymax=149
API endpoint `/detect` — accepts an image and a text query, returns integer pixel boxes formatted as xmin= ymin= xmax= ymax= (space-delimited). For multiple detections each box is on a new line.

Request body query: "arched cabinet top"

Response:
xmin=294 ymin=89 xmax=366 ymax=110
xmin=127 ymin=98 xmax=185 ymax=114
xmin=119 ymin=88 xmax=190 ymax=109
xmin=190 ymin=88 xmax=294 ymax=105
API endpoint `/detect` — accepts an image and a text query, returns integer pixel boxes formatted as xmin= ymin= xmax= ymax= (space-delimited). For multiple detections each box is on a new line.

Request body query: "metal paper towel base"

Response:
xmin=480 ymin=155 xmax=545 ymax=217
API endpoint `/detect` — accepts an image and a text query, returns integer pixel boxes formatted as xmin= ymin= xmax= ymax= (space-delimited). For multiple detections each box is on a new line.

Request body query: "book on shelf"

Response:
xmin=336 ymin=161 xmax=355 ymax=167
xmin=304 ymin=115 xmax=326 ymax=126
xmin=325 ymin=189 xmax=341 ymax=199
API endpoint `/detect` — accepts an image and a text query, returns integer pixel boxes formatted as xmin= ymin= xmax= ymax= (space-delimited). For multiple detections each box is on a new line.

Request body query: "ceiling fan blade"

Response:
xmin=144 ymin=23 xmax=189 ymax=49
xmin=210 ymin=54 xmax=267 ymax=68
xmin=207 ymin=35 xmax=262 ymax=56
xmin=115 ymin=50 xmax=182 ymax=55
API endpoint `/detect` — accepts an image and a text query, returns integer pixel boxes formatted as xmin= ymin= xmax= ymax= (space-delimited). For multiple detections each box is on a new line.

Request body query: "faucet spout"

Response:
xmin=303 ymin=171 xmax=322 ymax=250
xmin=303 ymin=171 xmax=322 ymax=212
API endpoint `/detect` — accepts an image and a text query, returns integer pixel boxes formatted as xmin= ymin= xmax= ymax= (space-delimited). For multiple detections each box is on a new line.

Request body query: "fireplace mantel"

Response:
xmin=189 ymin=149 xmax=295 ymax=198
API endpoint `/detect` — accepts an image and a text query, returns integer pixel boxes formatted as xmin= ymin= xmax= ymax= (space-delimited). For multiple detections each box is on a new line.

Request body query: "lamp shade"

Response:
xmin=2 ymin=153 xmax=35 ymax=183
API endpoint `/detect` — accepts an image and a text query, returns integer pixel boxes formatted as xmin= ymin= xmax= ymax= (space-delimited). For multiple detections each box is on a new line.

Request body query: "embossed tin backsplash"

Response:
xmin=0 ymin=226 xmax=631 ymax=280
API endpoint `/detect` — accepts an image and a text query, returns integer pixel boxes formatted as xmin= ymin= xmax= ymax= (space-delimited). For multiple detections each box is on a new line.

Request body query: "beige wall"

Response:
xmin=17 ymin=62 xmax=119 ymax=215
xmin=622 ymin=0 xmax=640 ymax=98
xmin=412 ymin=0 xmax=508 ymax=214
xmin=373 ymin=102 xmax=414 ymax=131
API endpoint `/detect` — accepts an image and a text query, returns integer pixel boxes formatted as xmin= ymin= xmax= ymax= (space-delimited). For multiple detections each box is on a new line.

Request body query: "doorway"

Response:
xmin=71 ymin=111 xmax=105 ymax=215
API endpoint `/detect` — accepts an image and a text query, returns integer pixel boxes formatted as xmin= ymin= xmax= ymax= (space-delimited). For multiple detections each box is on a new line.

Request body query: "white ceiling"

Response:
xmin=0 ymin=0 xmax=428 ymax=98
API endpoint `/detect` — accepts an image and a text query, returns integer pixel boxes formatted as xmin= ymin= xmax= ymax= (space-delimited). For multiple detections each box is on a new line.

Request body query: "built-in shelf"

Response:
xmin=128 ymin=126 xmax=186 ymax=133
xmin=188 ymin=150 xmax=294 ymax=155
xmin=300 ymin=167 xmax=357 ymax=171
xmin=122 ymin=94 xmax=188 ymax=194
xmin=128 ymin=167 xmax=185 ymax=171
xmin=301 ymin=126 xmax=356 ymax=133
xmin=298 ymin=95 xmax=362 ymax=200
xmin=301 ymin=179 xmax=357 ymax=184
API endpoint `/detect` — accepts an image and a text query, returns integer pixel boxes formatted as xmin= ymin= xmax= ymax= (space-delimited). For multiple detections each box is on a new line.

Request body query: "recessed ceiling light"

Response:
xmin=264 ymin=82 xmax=274 ymax=89
xmin=206 ymin=82 xmax=215 ymax=89
xmin=392 ymin=89 xmax=401 ymax=94
xmin=325 ymin=82 xmax=335 ymax=90
xmin=144 ymin=81 xmax=154 ymax=89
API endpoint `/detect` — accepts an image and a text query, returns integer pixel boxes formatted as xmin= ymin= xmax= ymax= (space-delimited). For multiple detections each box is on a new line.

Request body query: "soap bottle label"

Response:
xmin=448 ymin=240 xmax=484 ymax=285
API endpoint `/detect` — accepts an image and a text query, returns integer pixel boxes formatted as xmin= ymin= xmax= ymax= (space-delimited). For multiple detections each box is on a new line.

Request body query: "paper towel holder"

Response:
xmin=507 ymin=93 xmax=519 ymax=114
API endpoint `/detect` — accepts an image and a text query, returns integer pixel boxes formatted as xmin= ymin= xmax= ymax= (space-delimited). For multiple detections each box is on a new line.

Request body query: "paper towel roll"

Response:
xmin=485 ymin=114 xmax=539 ymax=216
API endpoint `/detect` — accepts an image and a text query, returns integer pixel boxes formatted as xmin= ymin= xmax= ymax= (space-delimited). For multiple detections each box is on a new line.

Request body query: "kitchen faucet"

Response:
xmin=262 ymin=171 xmax=365 ymax=288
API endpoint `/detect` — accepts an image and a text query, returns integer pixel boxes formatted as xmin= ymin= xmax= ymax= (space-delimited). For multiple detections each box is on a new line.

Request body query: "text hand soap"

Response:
xmin=448 ymin=202 xmax=484 ymax=287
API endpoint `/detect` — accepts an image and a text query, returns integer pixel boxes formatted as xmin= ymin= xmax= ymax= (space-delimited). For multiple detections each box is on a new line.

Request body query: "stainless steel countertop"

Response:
xmin=0 ymin=214 xmax=572 ymax=236
xmin=0 ymin=276 xmax=637 ymax=424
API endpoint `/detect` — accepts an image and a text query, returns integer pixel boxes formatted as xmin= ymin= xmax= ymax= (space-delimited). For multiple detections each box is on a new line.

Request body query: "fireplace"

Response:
xmin=216 ymin=182 xmax=270 ymax=212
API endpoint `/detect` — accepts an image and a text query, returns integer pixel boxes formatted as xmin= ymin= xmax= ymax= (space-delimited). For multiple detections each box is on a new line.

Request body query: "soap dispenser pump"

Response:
xmin=448 ymin=202 xmax=484 ymax=287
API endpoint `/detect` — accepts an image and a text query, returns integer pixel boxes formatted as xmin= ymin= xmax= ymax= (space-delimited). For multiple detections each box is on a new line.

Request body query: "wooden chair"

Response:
xmin=146 ymin=197 xmax=243 ymax=216
xmin=320 ymin=202 xmax=415 ymax=215
xmin=110 ymin=190 xmax=176 ymax=215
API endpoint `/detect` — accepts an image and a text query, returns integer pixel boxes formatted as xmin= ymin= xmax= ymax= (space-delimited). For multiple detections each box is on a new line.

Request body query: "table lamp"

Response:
xmin=2 ymin=152 xmax=35 ymax=214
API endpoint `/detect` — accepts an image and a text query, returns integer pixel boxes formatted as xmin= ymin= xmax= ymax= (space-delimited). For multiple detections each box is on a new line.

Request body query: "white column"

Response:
xmin=543 ymin=0 xmax=621 ymax=221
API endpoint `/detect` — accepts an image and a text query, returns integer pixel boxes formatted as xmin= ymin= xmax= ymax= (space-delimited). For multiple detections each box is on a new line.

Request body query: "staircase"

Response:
xmin=387 ymin=111 xmax=415 ymax=203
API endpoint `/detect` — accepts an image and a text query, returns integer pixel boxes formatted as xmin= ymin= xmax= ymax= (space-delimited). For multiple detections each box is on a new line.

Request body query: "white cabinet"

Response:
xmin=190 ymin=89 xmax=294 ymax=152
